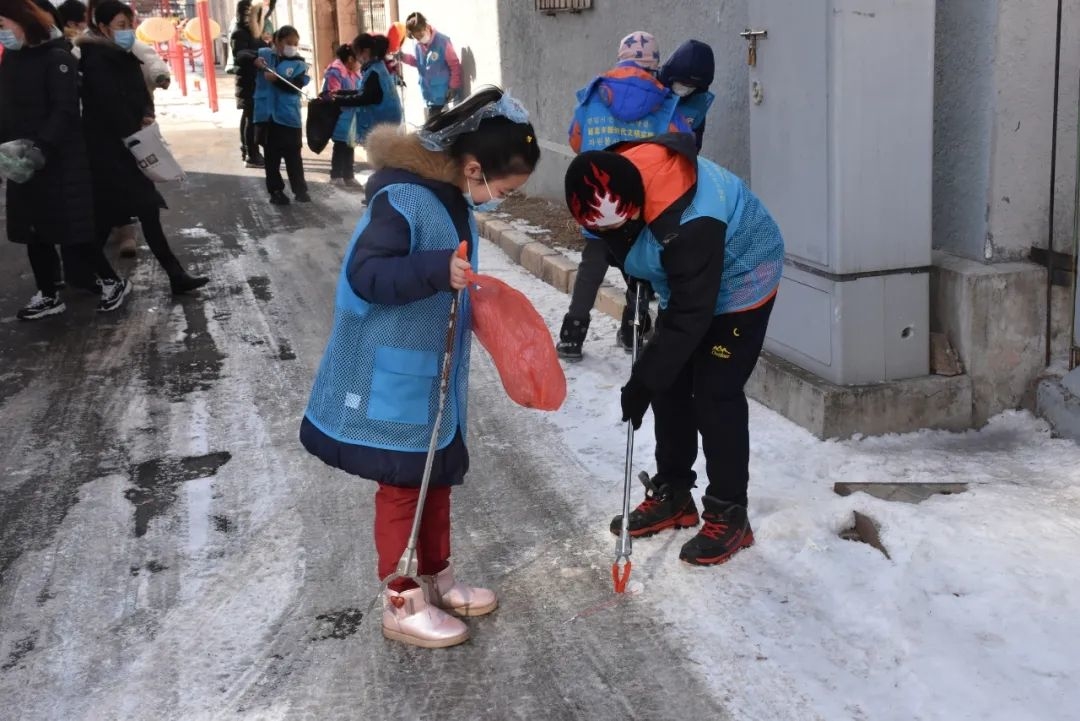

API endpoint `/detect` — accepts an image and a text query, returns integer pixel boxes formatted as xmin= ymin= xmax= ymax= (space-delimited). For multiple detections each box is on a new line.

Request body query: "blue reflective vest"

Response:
xmin=574 ymin=83 xmax=687 ymax=152
xmin=253 ymin=48 xmax=309 ymax=128
xmin=304 ymin=182 xmax=477 ymax=453
xmin=678 ymin=90 xmax=715 ymax=134
xmin=414 ymin=32 xmax=452 ymax=106
xmin=322 ymin=63 xmax=360 ymax=144
xmin=625 ymin=158 xmax=784 ymax=315
xmin=355 ymin=61 xmax=403 ymax=144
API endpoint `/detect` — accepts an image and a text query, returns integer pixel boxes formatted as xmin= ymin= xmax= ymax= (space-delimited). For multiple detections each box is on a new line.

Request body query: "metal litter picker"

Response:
xmin=613 ymin=282 xmax=645 ymax=594
xmin=363 ymin=241 xmax=469 ymax=619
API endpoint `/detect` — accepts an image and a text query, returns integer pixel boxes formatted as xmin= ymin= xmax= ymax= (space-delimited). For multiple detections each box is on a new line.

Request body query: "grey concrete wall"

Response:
xmin=932 ymin=0 xmax=997 ymax=261
xmin=931 ymin=250 xmax=1048 ymax=424
xmin=495 ymin=0 xmax=750 ymax=200
xmin=934 ymin=0 xmax=1080 ymax=266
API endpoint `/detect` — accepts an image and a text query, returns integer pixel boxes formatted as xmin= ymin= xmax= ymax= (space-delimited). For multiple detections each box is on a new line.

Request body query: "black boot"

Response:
xmin=610 ymin=472 xmax=700 ymax=538
xmin=246 ymin=151 xmax=265 ymax=169
xmin=169 ymin=270 xmax=210 ymax=295
xmin=556 ymin=314 xmax=589 ymax=361
xmin=679 ymin=496 xmax=754 ymax=566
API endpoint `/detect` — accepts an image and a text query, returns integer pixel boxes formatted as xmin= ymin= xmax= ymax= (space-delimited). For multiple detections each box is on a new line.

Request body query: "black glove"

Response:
xmin=620 ymin=376 xmax=651 ymax=430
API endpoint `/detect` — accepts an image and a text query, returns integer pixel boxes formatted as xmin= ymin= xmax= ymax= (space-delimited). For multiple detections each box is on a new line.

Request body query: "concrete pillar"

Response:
xmin=311 ymin=0 xmax=337 ymax=77
xmin=336 ymin=0 xmax=358 ymax=46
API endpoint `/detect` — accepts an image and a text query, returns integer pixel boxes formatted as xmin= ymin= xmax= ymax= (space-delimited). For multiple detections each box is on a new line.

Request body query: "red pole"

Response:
xmin=196 ymin=0 xmax=218 ymax=112
xmin=170 ymin=22 xmax=187 ymax=97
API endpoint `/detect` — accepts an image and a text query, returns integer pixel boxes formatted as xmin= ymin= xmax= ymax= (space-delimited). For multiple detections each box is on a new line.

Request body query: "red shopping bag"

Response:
xmin=465 ymin=269 xmax=567 ymax=411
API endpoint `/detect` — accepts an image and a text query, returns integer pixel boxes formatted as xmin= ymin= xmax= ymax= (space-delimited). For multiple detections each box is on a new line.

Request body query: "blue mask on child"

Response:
xmin=113 ymin=29 xmax=135 ymax=51
xmin=0 ymin=30 xmax=23 ymax=51
xmin=464 ymin=174 xmax=505 ymax=212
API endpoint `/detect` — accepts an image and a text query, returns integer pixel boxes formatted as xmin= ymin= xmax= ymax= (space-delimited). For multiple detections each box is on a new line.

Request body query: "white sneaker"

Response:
xmin=382 ymin=586 xmax=469 ymax=649
xmin=422 ymin=562 xmax=498 ymax=617
xmin=16 ymin=291 xmax=65 ymax=321
xmin=97 ymin=278 xmax=131 ymax=312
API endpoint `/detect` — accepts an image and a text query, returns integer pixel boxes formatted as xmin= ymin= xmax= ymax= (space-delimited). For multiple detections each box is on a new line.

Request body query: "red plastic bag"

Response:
xmin=465 ymin=271 xmax=567 ymax=411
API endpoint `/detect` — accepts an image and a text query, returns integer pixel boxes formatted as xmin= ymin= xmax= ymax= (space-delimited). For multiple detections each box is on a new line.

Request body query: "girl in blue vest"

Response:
xmin=564 ymin=133 xmax=784 ymax=569
xmin=300 ymin=87 xmax=539 ymax=649
xmin=326 ymin=33 xmax=403 ymax=186
xmin=253 ymin=25 xmax=310 ymax=205
xmin=399 ymin=11 xmax=461 ymax=119
xmin=321 ymin=43 xmax=362 ymax=185
xmin=659 ymin=39 xmax=716 ymax=151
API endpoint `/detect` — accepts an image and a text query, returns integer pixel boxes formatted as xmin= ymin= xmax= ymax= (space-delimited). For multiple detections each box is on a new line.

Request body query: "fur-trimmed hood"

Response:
xmin=365 ymin=125 xmax=459 ymax=184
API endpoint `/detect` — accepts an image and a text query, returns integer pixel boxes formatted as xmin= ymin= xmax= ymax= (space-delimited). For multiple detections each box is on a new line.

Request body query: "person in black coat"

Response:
xmin=0 ymin=0 xmax=130 ymax=319
xmin=229 ymin=0 xmax=273 ymax=167
xmin=77 ymin=0 xmax=208 ymax=295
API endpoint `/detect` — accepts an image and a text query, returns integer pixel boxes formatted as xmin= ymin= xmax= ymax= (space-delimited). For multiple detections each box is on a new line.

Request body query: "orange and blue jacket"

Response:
xmin=568 ymin=62 xmax=690 ymax=154
xmin=601 ymin=134 xmax=784 ymax=392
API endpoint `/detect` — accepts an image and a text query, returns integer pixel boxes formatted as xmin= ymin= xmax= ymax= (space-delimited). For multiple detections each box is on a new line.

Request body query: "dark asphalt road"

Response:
xmin=0 ymin=126 xmax=732 ymax=720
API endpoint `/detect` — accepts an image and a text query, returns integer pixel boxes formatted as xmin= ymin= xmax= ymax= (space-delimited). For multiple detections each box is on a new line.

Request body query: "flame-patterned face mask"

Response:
xmin=565 ymin=151 xmax=646 ymax=242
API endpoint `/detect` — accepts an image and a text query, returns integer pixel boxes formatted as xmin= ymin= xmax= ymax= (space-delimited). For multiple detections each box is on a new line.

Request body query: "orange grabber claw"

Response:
xmin=612 ymin=559 xmax=632 ymax=594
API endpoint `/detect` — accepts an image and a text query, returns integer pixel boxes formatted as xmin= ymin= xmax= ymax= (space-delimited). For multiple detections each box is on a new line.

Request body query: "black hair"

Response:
xmin=335 ymin=43 xmax=354 ymax=64
xmin=351 ymin=32 xmax=373 ymax=53
xmin=91 ymin=0 xmax=131 ymax=28
xmin=405 ymin=11 xmax=427 ymax=34
xmin=371 ymin=33 xmax=389 ymax=58
xmin=32 ymin=0 xmax=62 ymax=28
xmin=424 ymin=86 xmax=540 ymax=179
xmin=56 ymin=0 xmax=85 ymax=26
xmin=0 ymin=0 xmax=53 ymax=44
xmin=273 ymin=24 xmax=298 ymax=43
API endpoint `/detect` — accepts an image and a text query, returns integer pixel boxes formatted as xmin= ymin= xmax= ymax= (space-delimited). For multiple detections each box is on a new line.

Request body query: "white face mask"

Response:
xmin=672 ymin=81 xmax=696 ymax=98
xmin=282 ymin=44 xmax=298 ymax=58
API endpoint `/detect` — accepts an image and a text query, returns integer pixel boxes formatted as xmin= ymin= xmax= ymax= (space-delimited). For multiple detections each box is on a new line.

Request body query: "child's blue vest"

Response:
xmin=678 ymin=90 xmax=715 ymax=133
xmin=254 ymin=48 xmax=308 ymax=128
xmin=414 ymin=32 xmax=452 ymax=106
xmin=322 ymin=65 xmax=359 ymax=144
xmin=625 ymin=158 xmax=784 ymax=315
xmin=575 ymin=84 xmax=685 ymax=152
xmin=355 ymin=61 xmax=404 ymax=144
xmin=304 ymin=183 xmax=477 ymax=453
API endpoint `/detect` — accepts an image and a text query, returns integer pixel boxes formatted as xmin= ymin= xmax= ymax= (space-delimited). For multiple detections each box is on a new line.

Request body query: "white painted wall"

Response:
xmin=391 ymin=1 xmax=504 ymax=129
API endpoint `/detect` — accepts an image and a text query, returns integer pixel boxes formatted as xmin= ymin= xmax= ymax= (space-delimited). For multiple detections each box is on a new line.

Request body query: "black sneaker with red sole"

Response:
xmin=610 ymin=472 xmax=700 ymax=538
xmin=679 ymin=496 xmax=754 ymax=566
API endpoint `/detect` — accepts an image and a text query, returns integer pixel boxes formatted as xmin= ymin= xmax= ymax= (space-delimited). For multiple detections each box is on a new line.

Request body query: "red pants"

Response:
xmin=374 ymin=483 xmax=451 ymax=592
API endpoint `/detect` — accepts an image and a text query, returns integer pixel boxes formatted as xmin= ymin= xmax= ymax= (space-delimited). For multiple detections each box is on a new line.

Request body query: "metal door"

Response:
xmin=747 ymin=1 xmax=830 ymax=269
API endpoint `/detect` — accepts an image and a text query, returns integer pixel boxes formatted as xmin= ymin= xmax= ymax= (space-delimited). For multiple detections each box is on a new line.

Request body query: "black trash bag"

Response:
xmin=306 ymin=98 xmax=341 ymax=154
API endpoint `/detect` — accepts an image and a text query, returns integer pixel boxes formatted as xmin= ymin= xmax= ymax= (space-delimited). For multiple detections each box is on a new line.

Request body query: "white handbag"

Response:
xmin=124 ymin=122 xmax=185 ymax=183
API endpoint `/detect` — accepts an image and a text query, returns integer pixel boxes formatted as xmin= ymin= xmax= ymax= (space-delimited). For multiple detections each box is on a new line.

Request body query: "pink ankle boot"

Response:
xmin=422 ymin=562 xmax=498 ymax=617
xmin=382 ymin=586 xmax=469 ymax=649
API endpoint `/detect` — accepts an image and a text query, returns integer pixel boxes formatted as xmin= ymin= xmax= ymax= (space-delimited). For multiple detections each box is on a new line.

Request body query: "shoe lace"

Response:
xmin=28 ymin=291 xmax=45 ymax=305
xmin=636 ymin=495 xmax=663 ymax=513
xmin=699 ymin=518 xmax=730 ymax=540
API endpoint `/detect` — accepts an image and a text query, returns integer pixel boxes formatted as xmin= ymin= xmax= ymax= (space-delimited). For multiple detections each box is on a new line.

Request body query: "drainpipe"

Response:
xmin=1072 ymin=67 xmax=1080 ymax=369
xmin=1046 ymin=0 xmax=1064 ymax=366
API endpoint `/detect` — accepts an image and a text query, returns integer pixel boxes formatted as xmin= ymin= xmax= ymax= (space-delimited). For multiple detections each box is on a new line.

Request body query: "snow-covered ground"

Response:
xmin=474 ymin=235 xmax=1080 ymax=721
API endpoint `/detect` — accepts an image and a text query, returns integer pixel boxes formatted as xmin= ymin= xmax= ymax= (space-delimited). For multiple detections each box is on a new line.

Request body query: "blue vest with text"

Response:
xmin=624 ymin=158 xmax=784 ymax=314
xmin=577 ymin=89 xmax=684 ymax=152
xmin=304 ymin=183 xmax=476 ymax=452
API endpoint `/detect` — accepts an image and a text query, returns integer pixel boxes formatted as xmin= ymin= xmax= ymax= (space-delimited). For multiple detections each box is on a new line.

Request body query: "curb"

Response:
xmin=475 ymin=213 xmax=628 ymax=322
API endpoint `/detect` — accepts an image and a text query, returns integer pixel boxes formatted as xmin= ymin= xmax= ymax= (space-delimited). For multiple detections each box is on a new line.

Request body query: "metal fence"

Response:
xmin=358 ymin=0 xmax=389 ymax=33
xmin=536 ymin=0 xmax=592 ymax=14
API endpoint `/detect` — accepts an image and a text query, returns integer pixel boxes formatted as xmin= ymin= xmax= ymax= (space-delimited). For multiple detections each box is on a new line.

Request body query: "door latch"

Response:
xmin=739 ymin=28 xmax=768 ymax=67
